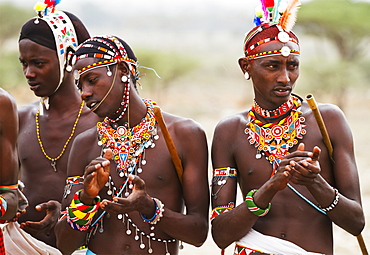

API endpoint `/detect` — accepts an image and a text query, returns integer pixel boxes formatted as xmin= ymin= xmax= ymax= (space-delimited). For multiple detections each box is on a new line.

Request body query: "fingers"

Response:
xmin=128 ymin=174 xmax=146 ymax=191
xmin=103 ymin=149 xmax=113 ymax=160
xmin=100 ymin=198 xmax=128 ymax=214
xmin=94 ymin=160 xmax=110 ymax=170
xmin=35 ymin=200 xmax=61 ymax=211
xmin=311 ymin=146 xmax=321 ymax=161
xmin=289 ymin=159 xmax=320 ymax=178
xmin=84 ymin=158 xmax=110 ymax=181
xmin=297 ymin=143 xmax=305 ymax=151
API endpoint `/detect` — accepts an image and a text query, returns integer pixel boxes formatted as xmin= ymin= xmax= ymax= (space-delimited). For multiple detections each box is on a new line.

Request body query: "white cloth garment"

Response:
xmin=235 ymin=228 xmax=324 ymax=255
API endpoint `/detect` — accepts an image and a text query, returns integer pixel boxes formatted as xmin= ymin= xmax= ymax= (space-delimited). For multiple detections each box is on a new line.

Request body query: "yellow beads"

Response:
xmin=35 ymin=101 xmax=85 ymax=168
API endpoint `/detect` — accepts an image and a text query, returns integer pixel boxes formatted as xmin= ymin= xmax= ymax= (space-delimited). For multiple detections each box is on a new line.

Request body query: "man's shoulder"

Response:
xmin=0 ymin=89 xmax=16 ymax=108
xmin=302 ymin=101 xmax=344 ymax=121
xmin=74 ymin=126 xmax=97 ymax=143
xmin=215 ymin=111 xmax=249 ymax=131
xmin=18 ymin=101 xmax=39 ymax=115
xmin=160 ymin=111 xmax=205 ymax=134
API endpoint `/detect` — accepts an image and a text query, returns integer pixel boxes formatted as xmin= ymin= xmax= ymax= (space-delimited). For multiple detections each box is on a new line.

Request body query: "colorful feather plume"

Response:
xmin=279 ymin=0 xmax=301 ymax=32
xmin=260 ymin=0 xmax=275 ymax=22
xmin=34 ymin=0 xmax=61 ymax=17
xmin=272 ymin=0 xmax=283 ymax=23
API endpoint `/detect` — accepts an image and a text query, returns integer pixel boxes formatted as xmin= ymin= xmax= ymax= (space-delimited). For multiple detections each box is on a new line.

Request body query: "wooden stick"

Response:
xmin=306 ymin=93 xmax=368 ymax=255
xmin=306 ymin=94 xmax=333 ymax=160
xmin=154 ymin=107 xmax=183 ymax=185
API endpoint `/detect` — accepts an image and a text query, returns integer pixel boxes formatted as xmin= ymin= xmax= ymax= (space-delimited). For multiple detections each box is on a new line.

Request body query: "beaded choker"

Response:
xmin=245 ymin=95 xmax=306 ymax=175
xmin=252 ymin=96 xmax=294 ymax=119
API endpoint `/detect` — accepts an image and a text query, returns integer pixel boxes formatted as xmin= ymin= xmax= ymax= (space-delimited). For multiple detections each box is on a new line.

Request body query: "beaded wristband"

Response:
xmin=320 ymin=188 xmax=339 ymax=213
xmin=67 ymin=189 xmax=101 ymax=231
xmin=72 ymin=189 xmax=101 ymax=213
xmin=140 ymin=198 xmax=164 ymax=225
xmin=0 ymin=196 xmax=7 ymax=217
xmin=245 ymin=189 xmax=271 ymax=217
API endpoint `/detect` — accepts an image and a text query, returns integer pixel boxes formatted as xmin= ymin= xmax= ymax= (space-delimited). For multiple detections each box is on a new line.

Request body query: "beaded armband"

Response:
xmin=140 ymin=198 xmax=164 ymax=225
xmin=320 ymin=188 xmax=339 ymax=213
xmin=213 ymin=167 xmax=237 ymax=178
xmin=210 ymin=202 xmax=235 ymax=221
xmin=245 ymin=189 xmax=271 ymax=217
xmin=66 ymin=189 xmax=101 ymax=231
xmin=0 ymin=196 xmax=7 ymax=217
xmin=0 ymin=184 xmax=18 ymax=191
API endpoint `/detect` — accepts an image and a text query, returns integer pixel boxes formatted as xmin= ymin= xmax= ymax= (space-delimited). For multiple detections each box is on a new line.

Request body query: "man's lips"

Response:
xmin=28 ymin=83 xmax=39 ymax=91
xmin=88 ymin=101 xmax=99 ymax=112
xmin=274 ymin=87 xmax=291 ymax=96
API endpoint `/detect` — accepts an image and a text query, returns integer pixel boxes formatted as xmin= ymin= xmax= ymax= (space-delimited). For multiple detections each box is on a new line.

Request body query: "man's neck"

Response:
xmin=111 ymin=97 xmax=148 ymax=128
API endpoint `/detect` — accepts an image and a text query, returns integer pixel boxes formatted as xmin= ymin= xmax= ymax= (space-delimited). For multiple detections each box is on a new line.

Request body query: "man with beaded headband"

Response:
xmin=16 ymin=0 xmax=100 ymax=248
xmin=55 ymin=35 xmax=209 ymax=255
xmin=211 ymin=0 xmax=364 ymax=254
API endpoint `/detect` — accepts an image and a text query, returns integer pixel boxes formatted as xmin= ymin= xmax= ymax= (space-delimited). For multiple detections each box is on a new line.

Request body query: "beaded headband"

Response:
xmin=72 ymin=36 xmax=138 ymax=81
xmin=33 ymin=1 xmax=78 ymax=85
xmin=244 ymin=0 xmax=301 ymax=59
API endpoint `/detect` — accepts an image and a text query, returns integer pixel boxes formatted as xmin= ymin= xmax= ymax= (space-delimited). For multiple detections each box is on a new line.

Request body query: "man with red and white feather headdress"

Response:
xmin=210 ymin=0 xmax=365 ymax=254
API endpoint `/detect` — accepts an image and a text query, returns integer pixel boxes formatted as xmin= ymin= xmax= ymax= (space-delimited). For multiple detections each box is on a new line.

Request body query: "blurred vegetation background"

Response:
xmin=1 ymin=0 xmax=370 ymax=254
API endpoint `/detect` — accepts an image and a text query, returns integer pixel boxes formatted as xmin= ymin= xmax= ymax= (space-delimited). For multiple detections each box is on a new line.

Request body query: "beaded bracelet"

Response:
xmin=67 ymin=189 xmax=101 ymax=231
xmin=140 ymin=198 xmax=164 ymax=225
xmin=0 ymin=196 xmax=7 ymax=217
xmin=320 ymin=188 xmax=339 ymax=213
xmin=245 ymin=189 xmax=271 ymax=217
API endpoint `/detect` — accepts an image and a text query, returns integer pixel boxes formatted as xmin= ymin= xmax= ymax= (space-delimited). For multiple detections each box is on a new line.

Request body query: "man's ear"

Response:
xmin=238 ymin=57 xmax=250 ymax=75
xmin=118 ymin=61 xmax=130 ymax=76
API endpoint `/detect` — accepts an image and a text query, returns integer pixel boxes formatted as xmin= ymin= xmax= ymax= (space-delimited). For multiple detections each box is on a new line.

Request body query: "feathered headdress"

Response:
xmin=34 ymin=0 xmax=61 ymax=18
xmin=244 ymin=0 xmax=301 ymax=59
xmin=254 ymin=0 xmax=301 ymax=32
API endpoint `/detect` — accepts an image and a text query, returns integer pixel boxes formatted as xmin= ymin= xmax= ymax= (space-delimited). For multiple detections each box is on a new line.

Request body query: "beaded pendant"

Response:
xmin=97 ymin=98 xmax=159 ymax=178
xmin=245 ymin=95 xmax=306 ymax=175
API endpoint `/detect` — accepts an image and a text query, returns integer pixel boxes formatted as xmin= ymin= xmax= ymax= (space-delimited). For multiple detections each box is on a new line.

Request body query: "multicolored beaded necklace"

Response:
xmin=245 ymin=95 xmax=306 ymax=176
xmin=92 ymin=98 xmax=177 ymax=254
xmin=253 ymin=96 xmax=294 ymax=119
xmin=97 ymin=98 xmax=159 ymax=178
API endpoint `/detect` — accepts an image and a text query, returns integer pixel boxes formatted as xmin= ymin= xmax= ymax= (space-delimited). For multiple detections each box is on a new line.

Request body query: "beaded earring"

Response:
xmin=244 ymin=72 xmax=250 ymax=80
xmin=121 ymin=76 xmax=129 ymax=83
xmin=107 ymin=66 xmax=113 ymax=77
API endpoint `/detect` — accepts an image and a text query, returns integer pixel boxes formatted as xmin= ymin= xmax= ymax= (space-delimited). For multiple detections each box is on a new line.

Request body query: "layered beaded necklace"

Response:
xmin=91 ymin=98 xmax=177 ymax=254
xmin=97 ymin=98 xmax=159 ymax=178
xmin=36 ymin=100 xmax=84 ymax=172
xmin=245 ymin=95 xmax=306 ymax=175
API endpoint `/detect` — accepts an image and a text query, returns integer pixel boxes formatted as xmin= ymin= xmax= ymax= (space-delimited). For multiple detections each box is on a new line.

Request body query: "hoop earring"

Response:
xmin=244 ymin=72 xmax=250 ymax=80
